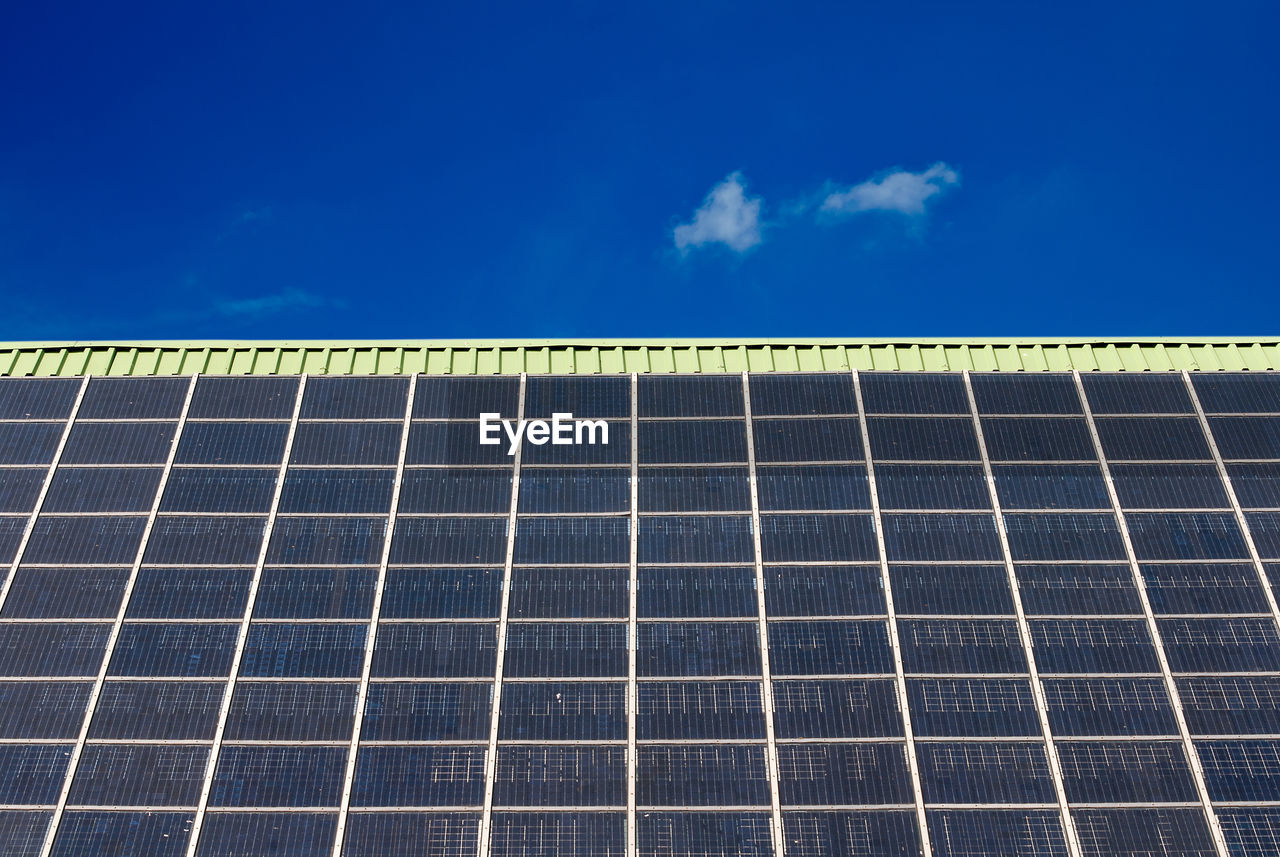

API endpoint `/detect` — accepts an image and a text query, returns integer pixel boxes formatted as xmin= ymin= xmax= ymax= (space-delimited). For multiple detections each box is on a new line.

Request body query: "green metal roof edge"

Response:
xmin=2 ymin=338 xmax=1279 ymax=376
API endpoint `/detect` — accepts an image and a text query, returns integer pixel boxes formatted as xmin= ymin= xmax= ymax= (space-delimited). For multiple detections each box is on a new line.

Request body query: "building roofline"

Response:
xmin=2 ymin=338 xmax=1279 ymax=376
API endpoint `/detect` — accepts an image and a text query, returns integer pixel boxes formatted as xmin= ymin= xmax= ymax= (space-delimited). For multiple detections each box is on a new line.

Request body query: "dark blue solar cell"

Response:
xmin=1209 ymin=416 xmax=1280 ymax=459
xmin=300 ymin=376 xmax=409 ymax=419
xmin=0 ymin=515 xmax=24 ymax=562
xmin=1197 ymin=740 xmax=1280 ymax=802
xmin=144 ymin=516 xmax=266 ymax=565
xmin=639 ymin=745 xmax=770 ymax=806
xmin=518 ymin=422 xmax=629 ymax=465
xmin=640 ymin=622 xmax=762 ymax=676
xmin=1192 ymin=373 xmax=1280 ymax=414
xmin=1111 ymin=463 xmax=1229 ymax=509
xmin=992 ymin=464 xmax=1111 ymax=510
xmin=641 ymin=376 xmax=744 ymax=418
xmin=239 ymin=623 xmax=366 ymax=678
xmin=1250 ymin=513 xmax=1280 ymax=558
xmin=867 ymin=417 xmax=980 ymax=461
xmin=981 ymin=418 xmax=1096 ymax=461
xmin=1177 ymin=676 xmax=1280 ymax=736
xmin=188 ymin=376 xmax=299 ymax=419
xmin=1141 ymin=563 xmax=1268 ymax=614
xmin=638 ymin=466 xmax=749 ymax=512
xmin=860 ymin=373 xmax=969 ymax=415
xmin=907 ymin=678 xmax=1040 ymax=737
xmin=0 ymin=623 xmax=110 ymax=676
xmin=1 ymin=567 xmax=128 ymax=618
xmin=52 ymin=811 xmax=192 ymax=857
xmin=194 ymin=812 xmax=336 ymax=857
xmin=1043 ymin=678 xmax=1177 ymax=737
xmin=24 ymin=514 xmax=147 ymax=564
xmin=882 ymin=514 xmax=1002 ymax=562
xmin=1003 ymin=513 xmax=1126 ymax=561
xmin=918 ymin=742 xmax=1055 ymax=804
xmin=899 ymin=619 xmax=1026 ymax=674
xmin=211 ymin=746 xmax=347 ymax=808
xmin=637 ymin=812 xmax=773 ymax=857
xmin=784 ymin=810 xmax=921 ymax=857
xmin=0 ymin=682 xmax=90 ymax=739
xmin=1015 ymin=564 xmax=1142 ymax=615
xmin=351 ymin=746 xmax=485 ymax=807
xmin=875 ymin=464 xmax=990 ymax=510
xmin=759 ymin=514 xmax=877 ymax=562
xmin=495 ymin=746 xmax=625 ymax=807
xmin=42 ymin=466 xmax=162 ymax=512
xmin=773 ymin=679 xmax=902 ymax=739
xmin=90 ymin=681 xmax=224 ymax=740
xmin=1159 ymin=617 xmax=1280 ymax=672
xmin=252 ymin=568 xmax=377 ymax=619
xmin=0 ymin=467 xmax=45 ymax=512
xmin=752 ymin=419 xmax=862 ymax=463
xmin=524 ymin=377 xmax=630 ymax=419
xmin=0 ymin=813 xmax=51 ymax=856
xmin=0 ymin=745 xmax=71 ymax=804
xmin=0 ymin=422 xmax=63 ymax=464
xmin=1228 ymin=462 xmax=1280 ymax=507
xmin=501 ymin=682 xmax=623 ymax=741
xmin=757 ymin=464 xmax=871 ymax=510
xmin=160 ymin=467 xmax=279 ymax=513
xmin=363 ymin=682 xmax=492 ymax=741
xmin=79 ymin=377 xmax=190 ymax=419
xmin=128 ymin=568 xmax=252 ymax=619
xmin=342 ymin=812 xmax=481 ymax=857
xmin=0 ymin=377 xmax=81 ymax=419
xmin=637 ymin=680 xmax=765 ymax=740
xmin=638 ymin=567 xmax=757 ymax=618
xmin=399 ymin=467 xmax=513 ymax=513
xmin=406 ymin=422 xmax=520 ymax=465
xmin=639 ymin=515 xmax=754 ymax=563
xmin=514 ymin=516 xmax=629 ymax=563
xmin=290 ymin=422 xmax=402 ymax=466
xmin=1095 ymin=416 xmax=1212 ymax=460
xmin=389 ymin=517 xmax=508 ymax=565
xmin=639 ymin=420 xmax=747 ymax=464
xmin=278 ymin=468 xmax=395 ymax=513
xmin=266 ymin=517 xmax=386 ymax=565
xmin=109 ymin=623 xmax=238 ymax=677
xmin=970 ymin=374 xmax=1081 ymax=415
xmin=764 ymin=566 xmax=885 ymax=617
xmin=927 ymin=810 xmax=1067 ymax=857
xmin=1072 ymin=808 xmax=1215 ymax=857
xmin=509 ymin=568 xmax=627 ymax=619
xmin=414 ymin=376 xmax=520 ymax=419
xmin=490 ymin=812 xmax=624 ymax=857
xmin=504 ymin=622 xmax=627 ymax=678
xmin=518 ymin=467 xmax=629 ymax=513
xmin=1030 ymin=620 xmax=1159 ymax=674
xmin=175 ymin=422 xmax=288 ymax=465
xmin=890 ymin=565 xmax=1015 ymax=615
xmin=751 ymin=374 xmax=857 ymax=415
xmin=1056 ymin=741 xmax=1198 ymax=803
xmin=67 ymin=745 xmax=208 ymax=807
xmin=371 ymin=623 xmax=497 ymax=678
xmin=1126 ymin=512 xmax=1249 ymax=560
xmin=1218 ymin=807 xmax=1280 ymax=857
xmin=225 ymin=682 xmax=358 ymax=741
xmin=779 ymin=743 xmax=912 ymax=805
xmin=768 ymin=621 xmax=892 ymax=676
xmin=1081 ymin=373 xmax=1195 ymax=415
xmin=382 ymin=568 xmax=502 ymax=618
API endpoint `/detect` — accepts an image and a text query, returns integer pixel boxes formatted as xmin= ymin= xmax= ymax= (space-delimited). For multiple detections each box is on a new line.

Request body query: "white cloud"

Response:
xmin=673 ymin=172 xmax=763 ymax=253
xmin=214 ymin=288 xmax=346 ymax=319
xmin=821 ymin=162 xmax=959 ymax=216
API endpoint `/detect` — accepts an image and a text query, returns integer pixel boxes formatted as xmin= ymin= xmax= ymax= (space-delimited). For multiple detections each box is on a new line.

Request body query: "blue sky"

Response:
xmin=1 ymin=2 xmax=1275 ymax=340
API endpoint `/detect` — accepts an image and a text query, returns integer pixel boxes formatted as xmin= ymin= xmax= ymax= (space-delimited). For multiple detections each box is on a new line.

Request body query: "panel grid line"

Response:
xmin=962 ymin=369 xmax=1084 ymax=857
xmin=741 ymin=371 xmax=787 ymax=857
xmin=1071 ymin=368 xmax=1231 ymax=857
xmin=39 ymin=373 xmax=199 ymax=857
xmin=0 ymin=374 xmax=90 ymax=616
xmin=477 ymin=372 xmax=525 ymax=857
xmin=851 ymin=368 xmax=933 ymax=857
xmin=183 ymin=373 xmax=308 ymax=857
xmin=627 ymin=372 xmax=639 ymax=857
xmin=329 ymin=373 xmax=417 ymax=857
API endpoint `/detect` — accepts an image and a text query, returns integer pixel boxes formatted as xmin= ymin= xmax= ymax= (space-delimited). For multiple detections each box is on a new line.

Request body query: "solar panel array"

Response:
xmin=1 ymin=371 xmax=1280 ymax=857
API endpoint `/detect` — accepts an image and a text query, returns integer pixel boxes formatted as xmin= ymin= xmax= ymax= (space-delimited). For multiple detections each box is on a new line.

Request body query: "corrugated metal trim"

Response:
xmin=1 ymin=339 xmax=1278 ymax=376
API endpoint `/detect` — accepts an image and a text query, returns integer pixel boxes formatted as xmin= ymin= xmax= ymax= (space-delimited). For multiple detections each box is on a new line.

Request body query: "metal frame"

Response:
xmin=40 ymin=373 xmax=199 ymax=857
xmin=740 ymin=371 xmax=787 ymax=857
xmin=962 ymin=369 xmax=1084 ymax=857
xmin=1071 ymin=369 xmax=1231 ymax=857
xmin=627 ymin=372 xmax=640 ymax=857
xmin=184 ymin=374 xmax=309 ymax=857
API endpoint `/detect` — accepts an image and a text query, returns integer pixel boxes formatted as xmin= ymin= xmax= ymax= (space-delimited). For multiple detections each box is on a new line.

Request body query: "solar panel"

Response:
xmin=2 ymin=369 xmax=1279 ymax=857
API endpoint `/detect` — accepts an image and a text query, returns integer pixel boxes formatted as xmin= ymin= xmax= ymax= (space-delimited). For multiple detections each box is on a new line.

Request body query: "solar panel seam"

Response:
xmin=37 ymin=374 xmax=197 ymax=857
xmin=962 ymin=370 xmax=1085 ymax=857
xmin=1072 ymin=369 xmax=1233 ymax=857
xmin=182 ymin=373 xmax=307 ymax=857
xmin=627 ymin=372 xmax=640 ymax=857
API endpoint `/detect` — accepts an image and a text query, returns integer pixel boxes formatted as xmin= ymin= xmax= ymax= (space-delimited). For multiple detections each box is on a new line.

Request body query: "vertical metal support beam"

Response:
xmin=331 ymin=374 xmax=417 ymax=857
xmin=477 ymin=373 xmax=526 ymax=857
xmin=851 ymin=370 xmax=932 ymax=857
xmin=1072 ymin=370 xmax=1230 ymax=857
xmin=185 ymin=374 xmax=308 ymax=857
xmin=627 ymin=372 xmax=639 ymax=857
xmin=741 ymin=371 xmax=786 ymax=857
xmin=0 ymin=375 xmax=90 ymax=616
xmin=1182 ymin=370 xmax=1280 ymax=633
xmin=42 ymin=374 xmax=199 ymax=857
xmin=963 ymin=371 xmax=1083 ymax=857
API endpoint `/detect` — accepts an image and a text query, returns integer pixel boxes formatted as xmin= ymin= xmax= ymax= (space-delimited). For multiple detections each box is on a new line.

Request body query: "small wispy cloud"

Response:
xmin=214 ymin=288 xmax=346 ymax=319
xmin=673 ymin=172 xmax=763 ymax=253
xmin=821 ymin=162 xmax=959 ymax=216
